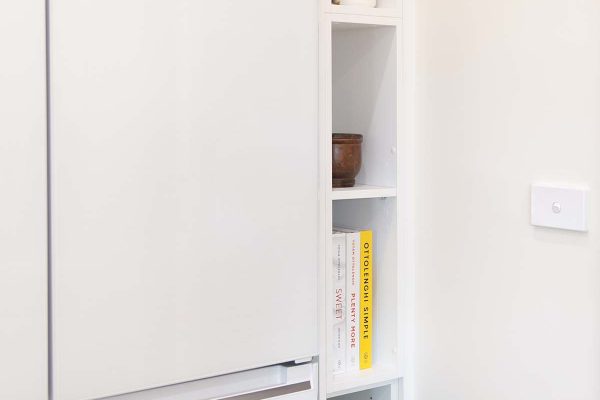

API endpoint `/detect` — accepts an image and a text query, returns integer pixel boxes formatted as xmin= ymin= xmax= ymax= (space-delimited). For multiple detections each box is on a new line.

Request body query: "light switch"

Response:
xmin=531 ymin=184 xmax=589 ymax=232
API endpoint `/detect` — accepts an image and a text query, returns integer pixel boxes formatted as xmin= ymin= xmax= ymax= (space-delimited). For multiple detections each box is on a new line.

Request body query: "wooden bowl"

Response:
xmin=332 ymin=133 xmax=363 ymax=188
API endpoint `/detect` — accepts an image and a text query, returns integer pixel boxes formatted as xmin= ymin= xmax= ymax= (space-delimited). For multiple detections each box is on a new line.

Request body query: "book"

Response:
xmin=359 ymin=229 xmax=373 ymax=370
xmin=332 ymin=230 xmax=347 ymax=374
xmin=335 ymin=227 xmax=373 ymax=372
xmin=334 ymin=227 xmax=360 ymax=372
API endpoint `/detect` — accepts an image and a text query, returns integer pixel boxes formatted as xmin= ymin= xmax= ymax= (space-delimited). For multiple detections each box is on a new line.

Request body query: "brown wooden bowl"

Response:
xmin=332 ymin=133 xmax=363 ymax=188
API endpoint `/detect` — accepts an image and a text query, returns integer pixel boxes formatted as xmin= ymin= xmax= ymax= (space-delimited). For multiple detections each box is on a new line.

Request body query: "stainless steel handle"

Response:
xmin=103 ymin=363 xmax=317 ymax=400
xmin=220 ymin=381 xmax=312 ymax=400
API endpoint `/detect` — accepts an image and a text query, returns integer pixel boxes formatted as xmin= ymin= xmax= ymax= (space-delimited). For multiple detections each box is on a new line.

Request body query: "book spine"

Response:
xmin=332 ymin=232 xmax=347 ymax=374
xmin=359 ymin=230 xmax=373 ymax=370
xmin=345 ymin=231 xmax=360 ymax=372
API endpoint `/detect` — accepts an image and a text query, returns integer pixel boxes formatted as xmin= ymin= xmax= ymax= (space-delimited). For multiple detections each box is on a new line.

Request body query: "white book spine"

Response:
xmin=345 ymin=231 xmax=360 ymax=371
xmin=332 ymin=231 xmax=346 ymax=375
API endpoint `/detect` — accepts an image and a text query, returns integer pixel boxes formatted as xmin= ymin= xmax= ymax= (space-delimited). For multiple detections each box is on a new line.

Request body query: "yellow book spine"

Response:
xmin=359 ymin=230 xmax=373 ymax=370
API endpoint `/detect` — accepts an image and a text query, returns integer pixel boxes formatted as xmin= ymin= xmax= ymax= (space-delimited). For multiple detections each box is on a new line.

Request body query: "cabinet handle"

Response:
xmin=220 ymin=381 xmax=312 ymax=400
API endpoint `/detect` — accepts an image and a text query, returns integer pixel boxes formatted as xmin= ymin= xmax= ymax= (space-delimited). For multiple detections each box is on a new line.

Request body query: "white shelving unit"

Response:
xmin=318 ymin=1 xmax=413 ymax=400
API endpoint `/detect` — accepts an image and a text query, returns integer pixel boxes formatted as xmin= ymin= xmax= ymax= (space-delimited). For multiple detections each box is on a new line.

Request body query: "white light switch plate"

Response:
xmin=531 ymin=184 xmax=589 ymax=232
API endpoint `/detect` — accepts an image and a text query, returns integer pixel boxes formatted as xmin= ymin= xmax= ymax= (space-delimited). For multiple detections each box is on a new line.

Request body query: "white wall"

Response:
xmin=0 ymin=1 xmax=48 ymax=399
xmin=416 ymin=1 xmax=600 ymax=399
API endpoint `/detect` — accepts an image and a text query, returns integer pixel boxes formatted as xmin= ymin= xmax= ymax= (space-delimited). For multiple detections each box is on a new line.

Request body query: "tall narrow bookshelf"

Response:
xmin=318 ymin=2 xmax=413 ymax=400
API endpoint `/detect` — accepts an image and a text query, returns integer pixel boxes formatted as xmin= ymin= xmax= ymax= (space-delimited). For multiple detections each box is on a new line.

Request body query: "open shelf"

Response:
xmin=332 ymin=22 xmax=397 ymax=189
xmin=332 ymin=185 xmax=396 ymax=201
xmin=329 ymin=198 xmax=399 ymax=396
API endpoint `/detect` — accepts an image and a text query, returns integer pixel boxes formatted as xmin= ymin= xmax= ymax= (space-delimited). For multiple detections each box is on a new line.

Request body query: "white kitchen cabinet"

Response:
xmin=0 ymin=0 xmax=48 ymax=399
xmin=49 ymin=1 xmax=318 ymax=399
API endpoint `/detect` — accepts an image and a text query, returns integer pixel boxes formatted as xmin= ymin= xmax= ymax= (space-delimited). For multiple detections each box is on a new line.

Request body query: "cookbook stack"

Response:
xmin=332 ymin=227 xmax=373 ymax=375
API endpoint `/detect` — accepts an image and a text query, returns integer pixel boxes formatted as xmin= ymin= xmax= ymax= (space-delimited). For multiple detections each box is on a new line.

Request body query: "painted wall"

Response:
xmin=415 ymin=1 xmax=600 ymax=399
xmin=0 ymin=0 xmax=48 ymax=398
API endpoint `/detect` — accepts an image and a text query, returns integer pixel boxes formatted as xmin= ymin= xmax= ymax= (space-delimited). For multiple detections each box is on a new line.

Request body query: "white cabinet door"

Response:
xmin=0 ymin=1 xmax=48 ymax=399
xmin=49 ymin=1 xmax=318 ymax=400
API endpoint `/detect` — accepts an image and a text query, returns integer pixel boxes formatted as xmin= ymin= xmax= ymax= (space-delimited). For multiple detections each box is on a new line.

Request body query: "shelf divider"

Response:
xmin=331 ymin=185 xmax=397 ymax=201
xmin=325 ymin=4 xmax=402 ymax=19
xmin=328 ymin=365 xmax=400 ymax=397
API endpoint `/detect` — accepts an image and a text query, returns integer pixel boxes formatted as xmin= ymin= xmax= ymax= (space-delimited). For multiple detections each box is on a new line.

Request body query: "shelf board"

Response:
xmin=331 ymin=185 xmax=396 ymax=200
xmin=328 ymin=366 xmax=400 ymax=397
xmin=325 ymin=4 xmax=402 ymax=19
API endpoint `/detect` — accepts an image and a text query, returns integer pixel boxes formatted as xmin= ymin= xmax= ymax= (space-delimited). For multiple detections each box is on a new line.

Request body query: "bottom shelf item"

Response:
xmin=332 ymin=227 xmax=374 ymax=376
